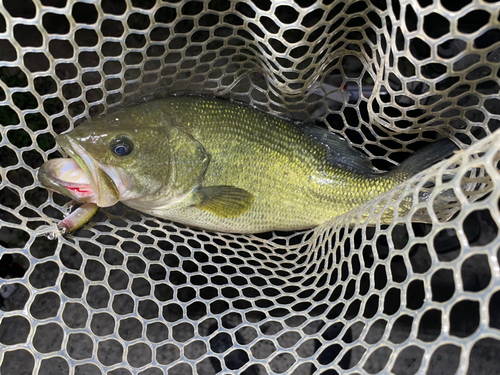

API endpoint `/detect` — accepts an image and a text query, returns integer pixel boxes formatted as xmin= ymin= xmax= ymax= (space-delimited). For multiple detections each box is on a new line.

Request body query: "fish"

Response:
xmin=38 ymin=96 xmax=458 ymax=234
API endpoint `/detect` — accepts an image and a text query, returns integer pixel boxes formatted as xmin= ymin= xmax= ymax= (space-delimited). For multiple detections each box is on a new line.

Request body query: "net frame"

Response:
xmin=0 ymin=0 xmax=499 ymax=374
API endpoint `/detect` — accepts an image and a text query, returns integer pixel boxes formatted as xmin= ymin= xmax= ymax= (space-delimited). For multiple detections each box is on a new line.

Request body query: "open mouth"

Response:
xmin=39 ymin=135 xmax=121 ymax=207
xmin=38 ymin=155 xmax=96 ymax=202
xmin=48 ymin=158 xmax=93 ymax=197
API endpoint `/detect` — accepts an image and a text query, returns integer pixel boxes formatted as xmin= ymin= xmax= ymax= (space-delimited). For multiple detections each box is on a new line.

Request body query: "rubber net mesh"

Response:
xmin=1 ymin=0 xmax=500 ymax=374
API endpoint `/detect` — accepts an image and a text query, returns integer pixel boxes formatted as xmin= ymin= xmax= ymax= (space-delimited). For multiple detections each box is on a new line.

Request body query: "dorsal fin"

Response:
xmin=300 ymin=125 xmax=375 ymax=174
xmin=390 ymin=138 xmax=459 ymax=182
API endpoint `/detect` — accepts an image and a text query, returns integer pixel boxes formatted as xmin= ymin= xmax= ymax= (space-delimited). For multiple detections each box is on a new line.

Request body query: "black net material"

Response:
xmin=1 ymin=0 xmax=500 ymax=374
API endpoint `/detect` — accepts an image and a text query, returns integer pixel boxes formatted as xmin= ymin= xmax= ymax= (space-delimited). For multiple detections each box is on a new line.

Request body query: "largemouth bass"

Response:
xmin=39 ymin=96 xmax=457 ymax=233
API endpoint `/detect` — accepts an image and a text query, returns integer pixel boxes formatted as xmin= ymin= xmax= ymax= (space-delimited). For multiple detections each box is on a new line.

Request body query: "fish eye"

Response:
xmin=110 ymin=135 xmax=134 ymax=156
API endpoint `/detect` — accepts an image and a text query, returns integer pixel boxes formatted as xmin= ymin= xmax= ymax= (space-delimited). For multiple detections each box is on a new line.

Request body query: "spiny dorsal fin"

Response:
xmin=194 ymin=186 xmax=255 ymax=218
xmin=301 ymin=125 xmax=375 ymax=173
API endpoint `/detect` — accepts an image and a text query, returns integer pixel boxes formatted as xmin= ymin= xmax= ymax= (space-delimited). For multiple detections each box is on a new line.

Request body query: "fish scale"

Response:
xmin=38 ymin=96 xmax=457 ymax=233
xmin=165 ymin=98 xmax=392 ymax=226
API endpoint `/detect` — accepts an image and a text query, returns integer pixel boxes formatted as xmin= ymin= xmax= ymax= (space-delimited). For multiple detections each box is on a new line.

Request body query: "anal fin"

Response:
xmin=194 ymin=186 xmax=254 ymax=218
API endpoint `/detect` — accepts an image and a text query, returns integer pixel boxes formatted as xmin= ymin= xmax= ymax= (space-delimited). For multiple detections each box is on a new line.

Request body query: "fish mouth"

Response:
xmin=39 ymin=135 xmax=121 ymax=207
xmin=39 ymin=158 xmax=95 ymax=201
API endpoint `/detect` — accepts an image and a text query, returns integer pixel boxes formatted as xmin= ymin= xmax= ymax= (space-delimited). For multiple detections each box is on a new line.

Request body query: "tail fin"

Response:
xmin=390 ymin=138 xmax=459 ymax=182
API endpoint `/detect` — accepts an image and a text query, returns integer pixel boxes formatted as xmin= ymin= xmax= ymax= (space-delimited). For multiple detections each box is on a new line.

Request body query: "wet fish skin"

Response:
xmin=38 ymin=96 xmax=457 ymax=233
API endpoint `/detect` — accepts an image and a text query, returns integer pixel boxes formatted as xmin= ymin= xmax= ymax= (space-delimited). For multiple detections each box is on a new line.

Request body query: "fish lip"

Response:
xmin=45 ymin=173 xmax=93 ymax=193
xmin=56 ymin=134 xmax=121 ymax=207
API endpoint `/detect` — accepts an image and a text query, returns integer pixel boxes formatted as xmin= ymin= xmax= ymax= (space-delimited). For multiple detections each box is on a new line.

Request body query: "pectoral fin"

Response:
xmin=194 ymin=186 xmax=254 ymax=218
